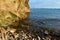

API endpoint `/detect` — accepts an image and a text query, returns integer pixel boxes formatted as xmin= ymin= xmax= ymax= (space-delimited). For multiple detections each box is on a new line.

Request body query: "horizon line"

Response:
xmin=30 ymin=8 xmax=60 ymax=9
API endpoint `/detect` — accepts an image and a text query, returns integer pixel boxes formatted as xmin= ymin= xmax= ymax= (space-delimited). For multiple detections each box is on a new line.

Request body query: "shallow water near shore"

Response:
xmin=29 ymin=8 xmax=60 ymax=31
xmin=0 ymin=8 xmax=60 ymax=40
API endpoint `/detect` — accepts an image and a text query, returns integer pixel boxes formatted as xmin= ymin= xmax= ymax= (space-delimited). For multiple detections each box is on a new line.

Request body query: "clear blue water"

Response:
xmin=30 ymin=8 xmax=60 ymax=30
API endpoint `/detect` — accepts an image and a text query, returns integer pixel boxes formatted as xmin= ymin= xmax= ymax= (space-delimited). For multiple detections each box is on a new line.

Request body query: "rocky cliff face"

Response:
xmin=0 ymin=0 xmax=30 ymax=27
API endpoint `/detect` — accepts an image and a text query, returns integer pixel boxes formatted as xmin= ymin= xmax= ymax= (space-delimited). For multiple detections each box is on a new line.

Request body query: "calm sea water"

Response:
xmin=29 ymin=8 xmax=60 ymax=30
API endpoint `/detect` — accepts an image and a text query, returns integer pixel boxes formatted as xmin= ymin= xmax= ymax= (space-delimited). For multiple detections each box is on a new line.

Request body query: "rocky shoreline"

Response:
xmin=0 ymin=21 xmax=60 ymax=40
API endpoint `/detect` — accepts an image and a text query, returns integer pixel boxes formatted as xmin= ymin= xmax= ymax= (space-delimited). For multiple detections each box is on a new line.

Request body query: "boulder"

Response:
xmin=0 ymin=0 xmax=30 ymax=27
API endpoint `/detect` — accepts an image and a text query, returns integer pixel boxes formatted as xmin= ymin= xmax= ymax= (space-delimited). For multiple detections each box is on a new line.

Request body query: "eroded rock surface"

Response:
xmin=0 ymin=0 xmax=30 ymax=27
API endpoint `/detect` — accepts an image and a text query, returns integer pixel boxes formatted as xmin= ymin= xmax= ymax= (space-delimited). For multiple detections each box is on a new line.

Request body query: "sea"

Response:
xmin=29 ymin=8 xmax=60 ymax=30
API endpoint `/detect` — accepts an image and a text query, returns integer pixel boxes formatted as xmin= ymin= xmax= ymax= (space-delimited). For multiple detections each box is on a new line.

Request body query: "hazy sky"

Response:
xmin=29 ymin=0 xmax=60 ymax=8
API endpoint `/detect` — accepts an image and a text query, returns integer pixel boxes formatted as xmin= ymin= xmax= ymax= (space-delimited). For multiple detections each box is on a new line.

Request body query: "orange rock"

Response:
xmin=1 ymin=29 xmax=8 ymax=34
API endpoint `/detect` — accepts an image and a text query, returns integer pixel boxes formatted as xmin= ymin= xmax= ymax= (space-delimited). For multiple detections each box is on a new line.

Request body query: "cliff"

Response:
xmin=0 ymin=0 xmax=30 ymax=27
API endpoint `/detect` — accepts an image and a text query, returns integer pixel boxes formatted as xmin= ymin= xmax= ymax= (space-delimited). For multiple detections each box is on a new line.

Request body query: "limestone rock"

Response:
xmin=0 ymin=0 xmax=30 ymax=27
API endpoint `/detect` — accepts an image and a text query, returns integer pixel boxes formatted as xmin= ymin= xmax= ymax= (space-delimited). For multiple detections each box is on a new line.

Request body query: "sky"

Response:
xmin=29 ymin=0 xmax=60 ymax=8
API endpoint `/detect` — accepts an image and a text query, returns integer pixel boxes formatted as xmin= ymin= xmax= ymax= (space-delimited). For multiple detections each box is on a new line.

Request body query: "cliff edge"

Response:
xmin=0 ymin=0 xmax=30 ymax=27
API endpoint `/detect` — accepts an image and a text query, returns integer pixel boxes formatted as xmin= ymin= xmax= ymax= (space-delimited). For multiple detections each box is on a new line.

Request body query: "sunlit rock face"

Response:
xmin=0 ymin=0 xmax=30 ymax=27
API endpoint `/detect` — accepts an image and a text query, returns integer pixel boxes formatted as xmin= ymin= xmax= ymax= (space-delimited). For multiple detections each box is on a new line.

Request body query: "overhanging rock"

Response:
xmin=0 ymin=0 xmax=30 ymax=27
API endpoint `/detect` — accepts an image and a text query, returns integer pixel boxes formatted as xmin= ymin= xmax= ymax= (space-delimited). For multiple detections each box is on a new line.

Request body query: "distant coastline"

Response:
xmin=30 ymin=8 xmax=60 ymax=10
